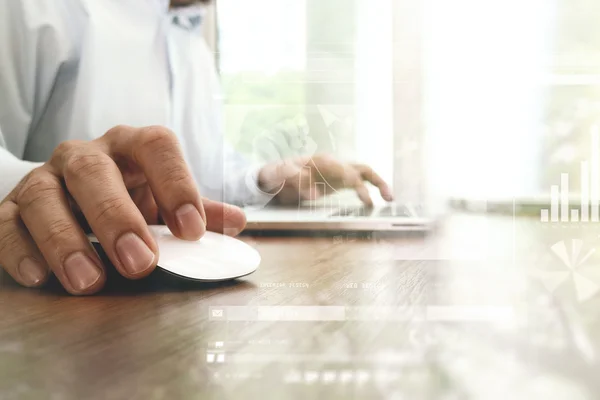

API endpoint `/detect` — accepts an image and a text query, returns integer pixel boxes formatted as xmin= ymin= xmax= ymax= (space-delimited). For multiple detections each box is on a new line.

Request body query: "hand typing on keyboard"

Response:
xmin=259 ymin=155 xmax=394 ymax=207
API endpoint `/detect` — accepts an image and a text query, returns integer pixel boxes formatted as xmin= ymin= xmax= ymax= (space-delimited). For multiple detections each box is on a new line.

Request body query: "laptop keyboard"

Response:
xmin=330 ymin=204 xmax=417 ymax=218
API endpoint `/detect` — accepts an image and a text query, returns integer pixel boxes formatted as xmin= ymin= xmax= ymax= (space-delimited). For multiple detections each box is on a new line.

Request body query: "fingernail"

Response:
xmin=116 ymin=232 xmax=156 ymax=275
xmin=176 ymin=204 xmax=205 ymax=239
xmin=18 ymin=257 xmax=46 ymax=286
xmin=223 ymin=227 xmax=242 ymax=237
xmin=64 ymin=252 xmax=102 ymax=291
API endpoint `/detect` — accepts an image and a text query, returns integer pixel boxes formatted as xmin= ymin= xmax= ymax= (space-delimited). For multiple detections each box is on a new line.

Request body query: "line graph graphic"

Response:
xmin=541 ymin=125 xmax=600 ymax=223
xmin=299 ymin=165 xmax=350 ymax=216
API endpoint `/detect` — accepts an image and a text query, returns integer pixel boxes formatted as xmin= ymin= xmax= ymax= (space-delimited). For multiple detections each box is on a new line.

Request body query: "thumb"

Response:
xmin=202 ymin=198 xmax=247 ymax=237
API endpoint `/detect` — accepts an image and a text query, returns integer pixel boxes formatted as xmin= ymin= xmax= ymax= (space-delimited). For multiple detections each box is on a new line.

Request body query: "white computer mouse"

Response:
xmin=87 ymin=225 xmax=260 ymax=282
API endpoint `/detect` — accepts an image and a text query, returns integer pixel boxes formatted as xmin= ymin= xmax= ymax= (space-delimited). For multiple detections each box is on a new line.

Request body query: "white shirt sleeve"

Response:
xmin=173 ymin=32 xmax=279 ymax=208
xmin=0 ymin=1 xmax=279 ymax=207
xmin=0 ymin=1 xmax=50 ymax=201
xmin=225 ymin=144 xmax=281 ymax=208
xmin=0 ymin=141 xmax=42 ymax=201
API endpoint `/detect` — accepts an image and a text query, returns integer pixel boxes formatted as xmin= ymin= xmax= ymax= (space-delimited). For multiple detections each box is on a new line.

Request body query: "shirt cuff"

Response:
xmin=243 ymin=165 xmax=283 ymax=208
xmin=0 ymin=159 xmax=43 ymax=201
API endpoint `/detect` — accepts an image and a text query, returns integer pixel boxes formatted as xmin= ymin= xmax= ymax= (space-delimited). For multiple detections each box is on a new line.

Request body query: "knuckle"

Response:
xmin=106 ymin=124 xmax=131 ymax=137
xmin=141 ymin=126 xmax=177 ymax=146
xmin=0 ymin=201 xmax=18 ymax=228
xmin=63 ymin=151 xmax=113 ymax=182
xmin=94 ymin=196 xmax=130 ymax=225
xmin=52 ymin=140 xmax=86 ymax=162
xmin=354 ymin=175 xmax=366 ymax=187
xmin=0 ymin=232 xmax=20 ymax=262
xmin=16 ymin=169 xmax=62 ymax=209
xmin=38 ymin=219 xmax=74 ymax=249
xmin=356 ymin=164 xmax=370 ymax=173
xmin=161 ymin=164 xmax=190 ymax=186
xmin=343 ymin=173 xmax=360 ymax=188
xmin=103 ymin=124 xmax=134 ymax=144
xmin=0 ymin=202 xmax=20 ymax=257
xmin=137 ymin=126 xmax=179 ymax=160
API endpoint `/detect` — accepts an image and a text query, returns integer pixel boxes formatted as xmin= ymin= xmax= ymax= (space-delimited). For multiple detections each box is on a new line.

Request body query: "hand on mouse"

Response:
xmin=0 ymin=125 xmax=246 ymax=295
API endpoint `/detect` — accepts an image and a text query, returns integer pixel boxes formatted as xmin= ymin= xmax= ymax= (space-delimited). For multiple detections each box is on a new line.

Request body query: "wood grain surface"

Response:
xmin=1 ymin=213 xmax=599 ymax=399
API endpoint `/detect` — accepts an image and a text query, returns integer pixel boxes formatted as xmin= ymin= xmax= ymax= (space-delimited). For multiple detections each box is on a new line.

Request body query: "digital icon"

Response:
xmin=536 ymin=239 xmax=600 ymax=302
xmin=541 ymin=125 xmax=600 ymax=223
xmin=206 ymin=350 xmax=226 ymax=364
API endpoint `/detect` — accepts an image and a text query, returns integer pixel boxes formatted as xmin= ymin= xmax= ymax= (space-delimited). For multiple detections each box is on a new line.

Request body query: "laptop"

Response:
xmin=243 ymin=198 xmax=436 ymax=232
xmin=243 ymin=155 xmax=443 ymax=233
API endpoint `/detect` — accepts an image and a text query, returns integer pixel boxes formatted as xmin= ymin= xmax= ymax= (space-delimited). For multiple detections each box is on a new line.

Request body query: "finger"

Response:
xmin=99 ymin=126 xmax=205 ymax=241
xmin=56 ymin=147 xmax=158 ymax=279
xmin=353 ymin=164 xmax=394 ymax=201
xmin=346 ymin=172 xmax=373 ymax=207
xmin=131 ymin=186 xmax=160 ymax=225
xmin=13 ymin=168 xmax=106 ymax=295
xmin=354 ymin=182 xmax=373 ymax=207
xmin=202 ymin=198 xmax=247 ymax=237
xmin=0 ymin=199 xmax=50 ymax=288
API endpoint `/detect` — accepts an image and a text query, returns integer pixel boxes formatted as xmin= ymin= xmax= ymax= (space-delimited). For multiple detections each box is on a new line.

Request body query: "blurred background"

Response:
xmin=203 ymin=0 xmax=600 ymax=206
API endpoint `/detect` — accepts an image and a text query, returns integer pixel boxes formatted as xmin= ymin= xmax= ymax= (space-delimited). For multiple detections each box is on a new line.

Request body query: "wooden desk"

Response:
xmin=1 ymin=214 xmax=599 ymax=399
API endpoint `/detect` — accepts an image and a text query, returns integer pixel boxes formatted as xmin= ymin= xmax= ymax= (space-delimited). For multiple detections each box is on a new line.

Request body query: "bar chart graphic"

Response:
xmin=541 ymin=125 xmax=599 ymax=223
xmin=300 ymin=165 xmax=349 ymax=215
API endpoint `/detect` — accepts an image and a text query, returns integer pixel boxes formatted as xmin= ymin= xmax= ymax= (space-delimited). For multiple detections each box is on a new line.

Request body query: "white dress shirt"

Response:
xmin=0 ymin=0 xmax=273 ymax=206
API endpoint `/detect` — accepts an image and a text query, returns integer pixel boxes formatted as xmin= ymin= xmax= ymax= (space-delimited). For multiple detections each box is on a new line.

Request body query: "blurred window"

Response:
xmin=216 ymin=0 xmax=600 ymax=201
xmin=216 ymin=0 xmax=395 ymax=185
xmin=423 ymin=0 xmax=600 ymax=200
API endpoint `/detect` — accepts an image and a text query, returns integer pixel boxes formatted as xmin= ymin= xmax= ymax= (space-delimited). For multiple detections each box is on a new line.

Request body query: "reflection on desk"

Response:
xmin=0 ymin=214 xmax=599 ymax=399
